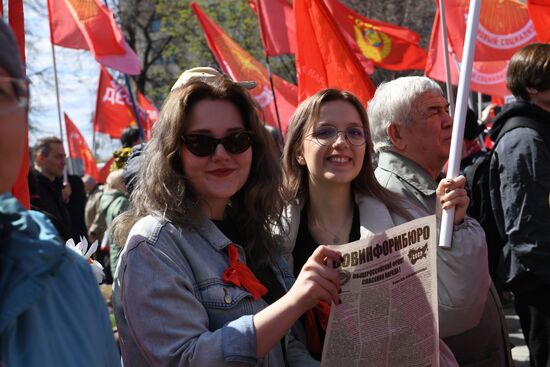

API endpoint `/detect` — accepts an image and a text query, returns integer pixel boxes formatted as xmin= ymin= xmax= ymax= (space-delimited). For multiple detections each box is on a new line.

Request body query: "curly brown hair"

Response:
xmin=113 ymin=77 xmax=284 ymax=267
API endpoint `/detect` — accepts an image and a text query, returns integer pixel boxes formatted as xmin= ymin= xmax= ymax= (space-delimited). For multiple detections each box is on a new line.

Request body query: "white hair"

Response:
xmin=367 ymin=76 xmax=443 ymax=152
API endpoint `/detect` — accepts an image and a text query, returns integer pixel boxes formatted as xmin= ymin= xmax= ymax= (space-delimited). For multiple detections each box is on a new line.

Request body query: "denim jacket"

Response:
xmin=0 ymin=193 xmax=120 ymax=367
xmin=113 ymin=213 xmax=317 ymax=367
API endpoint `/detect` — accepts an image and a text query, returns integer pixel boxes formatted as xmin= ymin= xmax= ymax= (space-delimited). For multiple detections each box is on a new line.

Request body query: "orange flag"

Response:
xmin=93 ymin=67 xmax=137 ymax=138
xmin=65 ymin=113 xmax=99 ymax=180
xmin=47 ymin=0 xmax=141 ymax=75
xmin=425 ymin=9 xmax=511 ymax=98
xmin=294 ymin=0 xmax=375 ymax=105
xmin=248 ymin=0 xmax=296 ymax=56
xmin=192 ymin=3 xmax=298 ymax=133
xmin=527 ymin=0 xmax=550 ymax=43
xmin=444 ymin=0 xmax=537 ymax=62
xmin=324 ymin=0 xmax=427 ymax=72
xmin=137 ymin=92 xmax=159 ymax=140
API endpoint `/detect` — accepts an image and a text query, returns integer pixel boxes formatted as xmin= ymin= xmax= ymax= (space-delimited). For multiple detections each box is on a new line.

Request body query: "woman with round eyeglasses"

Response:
xmin=111 ymin=76 xmax=341 ymax=366
xmin=280 ymin=89 xmax=458 ymax=365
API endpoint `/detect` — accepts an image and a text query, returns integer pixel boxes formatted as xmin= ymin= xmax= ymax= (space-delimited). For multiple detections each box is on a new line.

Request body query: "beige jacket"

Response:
xmin=375 ymin=150 xmax=512 ymax=367
xmin=281 ymin=194 xmax=490 ymax=339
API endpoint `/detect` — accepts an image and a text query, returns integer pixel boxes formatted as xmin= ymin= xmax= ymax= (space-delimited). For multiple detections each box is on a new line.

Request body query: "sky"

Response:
xmin=23 ymin=0 xmax=118 ymax=161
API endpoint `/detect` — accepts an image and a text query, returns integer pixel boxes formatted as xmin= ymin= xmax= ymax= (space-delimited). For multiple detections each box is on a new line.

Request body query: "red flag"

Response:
xmin=96 ymin=157 xmax=114 ymax=184
xmin=527 ymin=0 xmax=550 ymax=43
xmin=47 ymin=0 xmax=141 ymax=75
xmin=323 ymin=0 xmax=427 ymax=72
xmin=248 ymin=0 xmax=296 ymax=56
xmin=93 ymin=67 xmax=137 ymax=138
xmin=192 ymin=3 xmax=298 ymax=133
xmin=7 ymin=6 xmax=30 ymax=208
xmin=294 ymin=0 xmax=376 ymax=105
xmin=444 ymin=0 xmax=537 ymax=62
xmin=425 ymin=9 xmax=511 ymax=98
xmin=137 ymin=92 xmax=159 ymax=139
xmin=65 ymin=113 xmax=99 ymax=180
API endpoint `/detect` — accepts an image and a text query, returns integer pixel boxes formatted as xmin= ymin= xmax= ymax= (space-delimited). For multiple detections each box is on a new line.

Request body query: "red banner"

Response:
xmin=192 ymin=2 xmax=298 ymax=133
xmin=425 ymin=9 xmax=511 ymax=98
xmin=8 ymin=1 xmax=30 ymax=208
xmin=444 ymin=0 xmax=537 ymax=62
xmin=47 ymin=0 xmax=141 ymax=75
xmin=65 ymin=113 xmax=99 ymax=179
xmin=249 ymin=0 xmax=295 ymax=56
xmin=93 ymin=68 xmax=137 ymax=138
xmin=96 ymin=157 xmax=114 ymax=184
xmin=294 ymin=0 xmax=375 ymax=105
xmin=527 ymin=0 xmax=550 ymax=43
xmin=324 ymin=0 xmax=427 ymax=72
xmin=137 ymin=92 xmax=159 ymax=139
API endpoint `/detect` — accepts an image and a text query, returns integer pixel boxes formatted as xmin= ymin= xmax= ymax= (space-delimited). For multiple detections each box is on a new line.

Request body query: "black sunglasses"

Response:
xmin=182 ymin=130 xmax=254 ymax=157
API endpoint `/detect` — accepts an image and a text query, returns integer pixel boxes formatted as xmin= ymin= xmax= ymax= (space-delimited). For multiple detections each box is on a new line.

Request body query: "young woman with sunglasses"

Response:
xmin=280 ymin=89 xmax=459 ymax=365
xmin=111 ymin=76 xmax=340 ymax=366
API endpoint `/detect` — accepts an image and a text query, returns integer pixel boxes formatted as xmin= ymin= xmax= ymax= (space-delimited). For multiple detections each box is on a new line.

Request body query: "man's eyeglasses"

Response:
xmin=0 ymin=77 xmax=29 ymax=115
xmin=182 ymin=130 xmax=253 ymax=157
xmin=308 ymin=125 xmax=367 ymax=146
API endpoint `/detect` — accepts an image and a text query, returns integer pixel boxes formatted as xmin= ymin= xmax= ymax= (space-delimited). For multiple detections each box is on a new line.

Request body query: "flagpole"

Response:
xmin=49 ymin=41 xmax=64 ymax=142
xmin=265 ymin=56 xmax=283 ymax=136
xmin=124 ymin=74 xmax=145 ymax=141
xmin=439 ymin=0 xmax=482 ymax=248
xmin=254 ymin=0 xmax=283 ymax=135
xmin=98 ymin=0 xmax=145 ymax=142
xmin=477 ymin=92 xmax=483 ymax=120
xmin=48 ymin=14 xmax=68 ymax=182
xmin=438 ymin=0 xmax=455 ymax=117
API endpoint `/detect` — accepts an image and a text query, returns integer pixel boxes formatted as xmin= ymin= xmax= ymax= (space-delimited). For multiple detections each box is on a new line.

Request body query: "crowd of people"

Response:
xmin=1 ymin=17 xmax=549 ymax=367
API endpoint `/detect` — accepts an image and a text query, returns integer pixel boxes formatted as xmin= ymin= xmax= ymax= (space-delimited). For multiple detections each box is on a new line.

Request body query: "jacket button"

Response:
xmin=223 ymin=288 xmax=232 ymax=304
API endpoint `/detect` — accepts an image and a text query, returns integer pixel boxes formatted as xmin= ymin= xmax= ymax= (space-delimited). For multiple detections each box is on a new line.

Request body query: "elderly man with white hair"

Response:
xmin=368 ymin=76 xmax=511 ymax=366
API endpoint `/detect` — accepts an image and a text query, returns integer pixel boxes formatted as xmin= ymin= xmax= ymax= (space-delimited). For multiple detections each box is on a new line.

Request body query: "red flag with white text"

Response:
xmin=47 ymin=0 xmax=141 ymax=75
xmin=444 ymin=0 xmax=537 ymax=62
xmin=425 ymin=9 xmax=511 ymax=98
xmin=324 ymin=0 xmax=427 ymax=72
xmin=248 ymin=0 xmax=296 ymax=56
xmin=527 ymin=0 xmax=550 ymax=43
xmin=93 ymin=68 xmax=137 ymax=138
xmin=65 ymin=113 xmax=99 ymax=180
xmin=192 ymin=2 xmax=298 ymax=133
xmin=294 ymin=0 xmax=376 ymax=105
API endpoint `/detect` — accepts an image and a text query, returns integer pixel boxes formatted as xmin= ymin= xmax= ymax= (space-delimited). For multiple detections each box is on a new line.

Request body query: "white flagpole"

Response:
xmin=48 ymin=20 xmax=69 ymax=182
xmin=439 ymin=0 xmax=482 ymax=248
xmin=438 ymin=0 xmax=455 ymax=117
xmin=477 ymin=92 xmax=483 ymax=120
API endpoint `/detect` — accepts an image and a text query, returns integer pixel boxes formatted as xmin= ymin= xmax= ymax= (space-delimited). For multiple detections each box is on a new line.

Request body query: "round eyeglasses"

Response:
xmin=0 ymin=77 xmax=29 ymax=116
xmin=307 ymin=125 xmax=367 ymax=146
xmin=182 ymin=130 xmax=253 ymax=157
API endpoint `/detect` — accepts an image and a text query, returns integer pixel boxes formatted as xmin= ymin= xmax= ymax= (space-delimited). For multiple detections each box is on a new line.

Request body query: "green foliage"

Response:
xmin=142 ymin=0 xmax=296 ymax=106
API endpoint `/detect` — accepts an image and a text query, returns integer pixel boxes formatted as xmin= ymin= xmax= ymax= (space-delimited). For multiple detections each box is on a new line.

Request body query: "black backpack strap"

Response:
xmin=493 ymin=116 xmax=550 ymax=150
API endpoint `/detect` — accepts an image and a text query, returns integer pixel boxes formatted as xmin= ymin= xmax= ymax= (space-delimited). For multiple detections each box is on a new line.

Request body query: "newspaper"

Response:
xmin=321 ymin=215 xmax=438 ymax=367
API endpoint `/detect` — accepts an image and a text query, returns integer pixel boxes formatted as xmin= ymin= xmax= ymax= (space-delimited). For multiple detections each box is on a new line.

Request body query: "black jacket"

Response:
xmin=29 ymin=169 xmax=72 ymax=241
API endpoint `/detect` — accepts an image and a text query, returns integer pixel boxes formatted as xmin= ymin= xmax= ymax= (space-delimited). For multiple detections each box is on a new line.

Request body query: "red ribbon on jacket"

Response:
xmin=222 ymin=244 xmax=267 ymax=300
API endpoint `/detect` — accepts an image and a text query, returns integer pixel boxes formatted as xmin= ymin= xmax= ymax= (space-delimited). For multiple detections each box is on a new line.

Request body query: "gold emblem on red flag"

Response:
xmin=352 ymin=18 xmax=392 ymax=62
